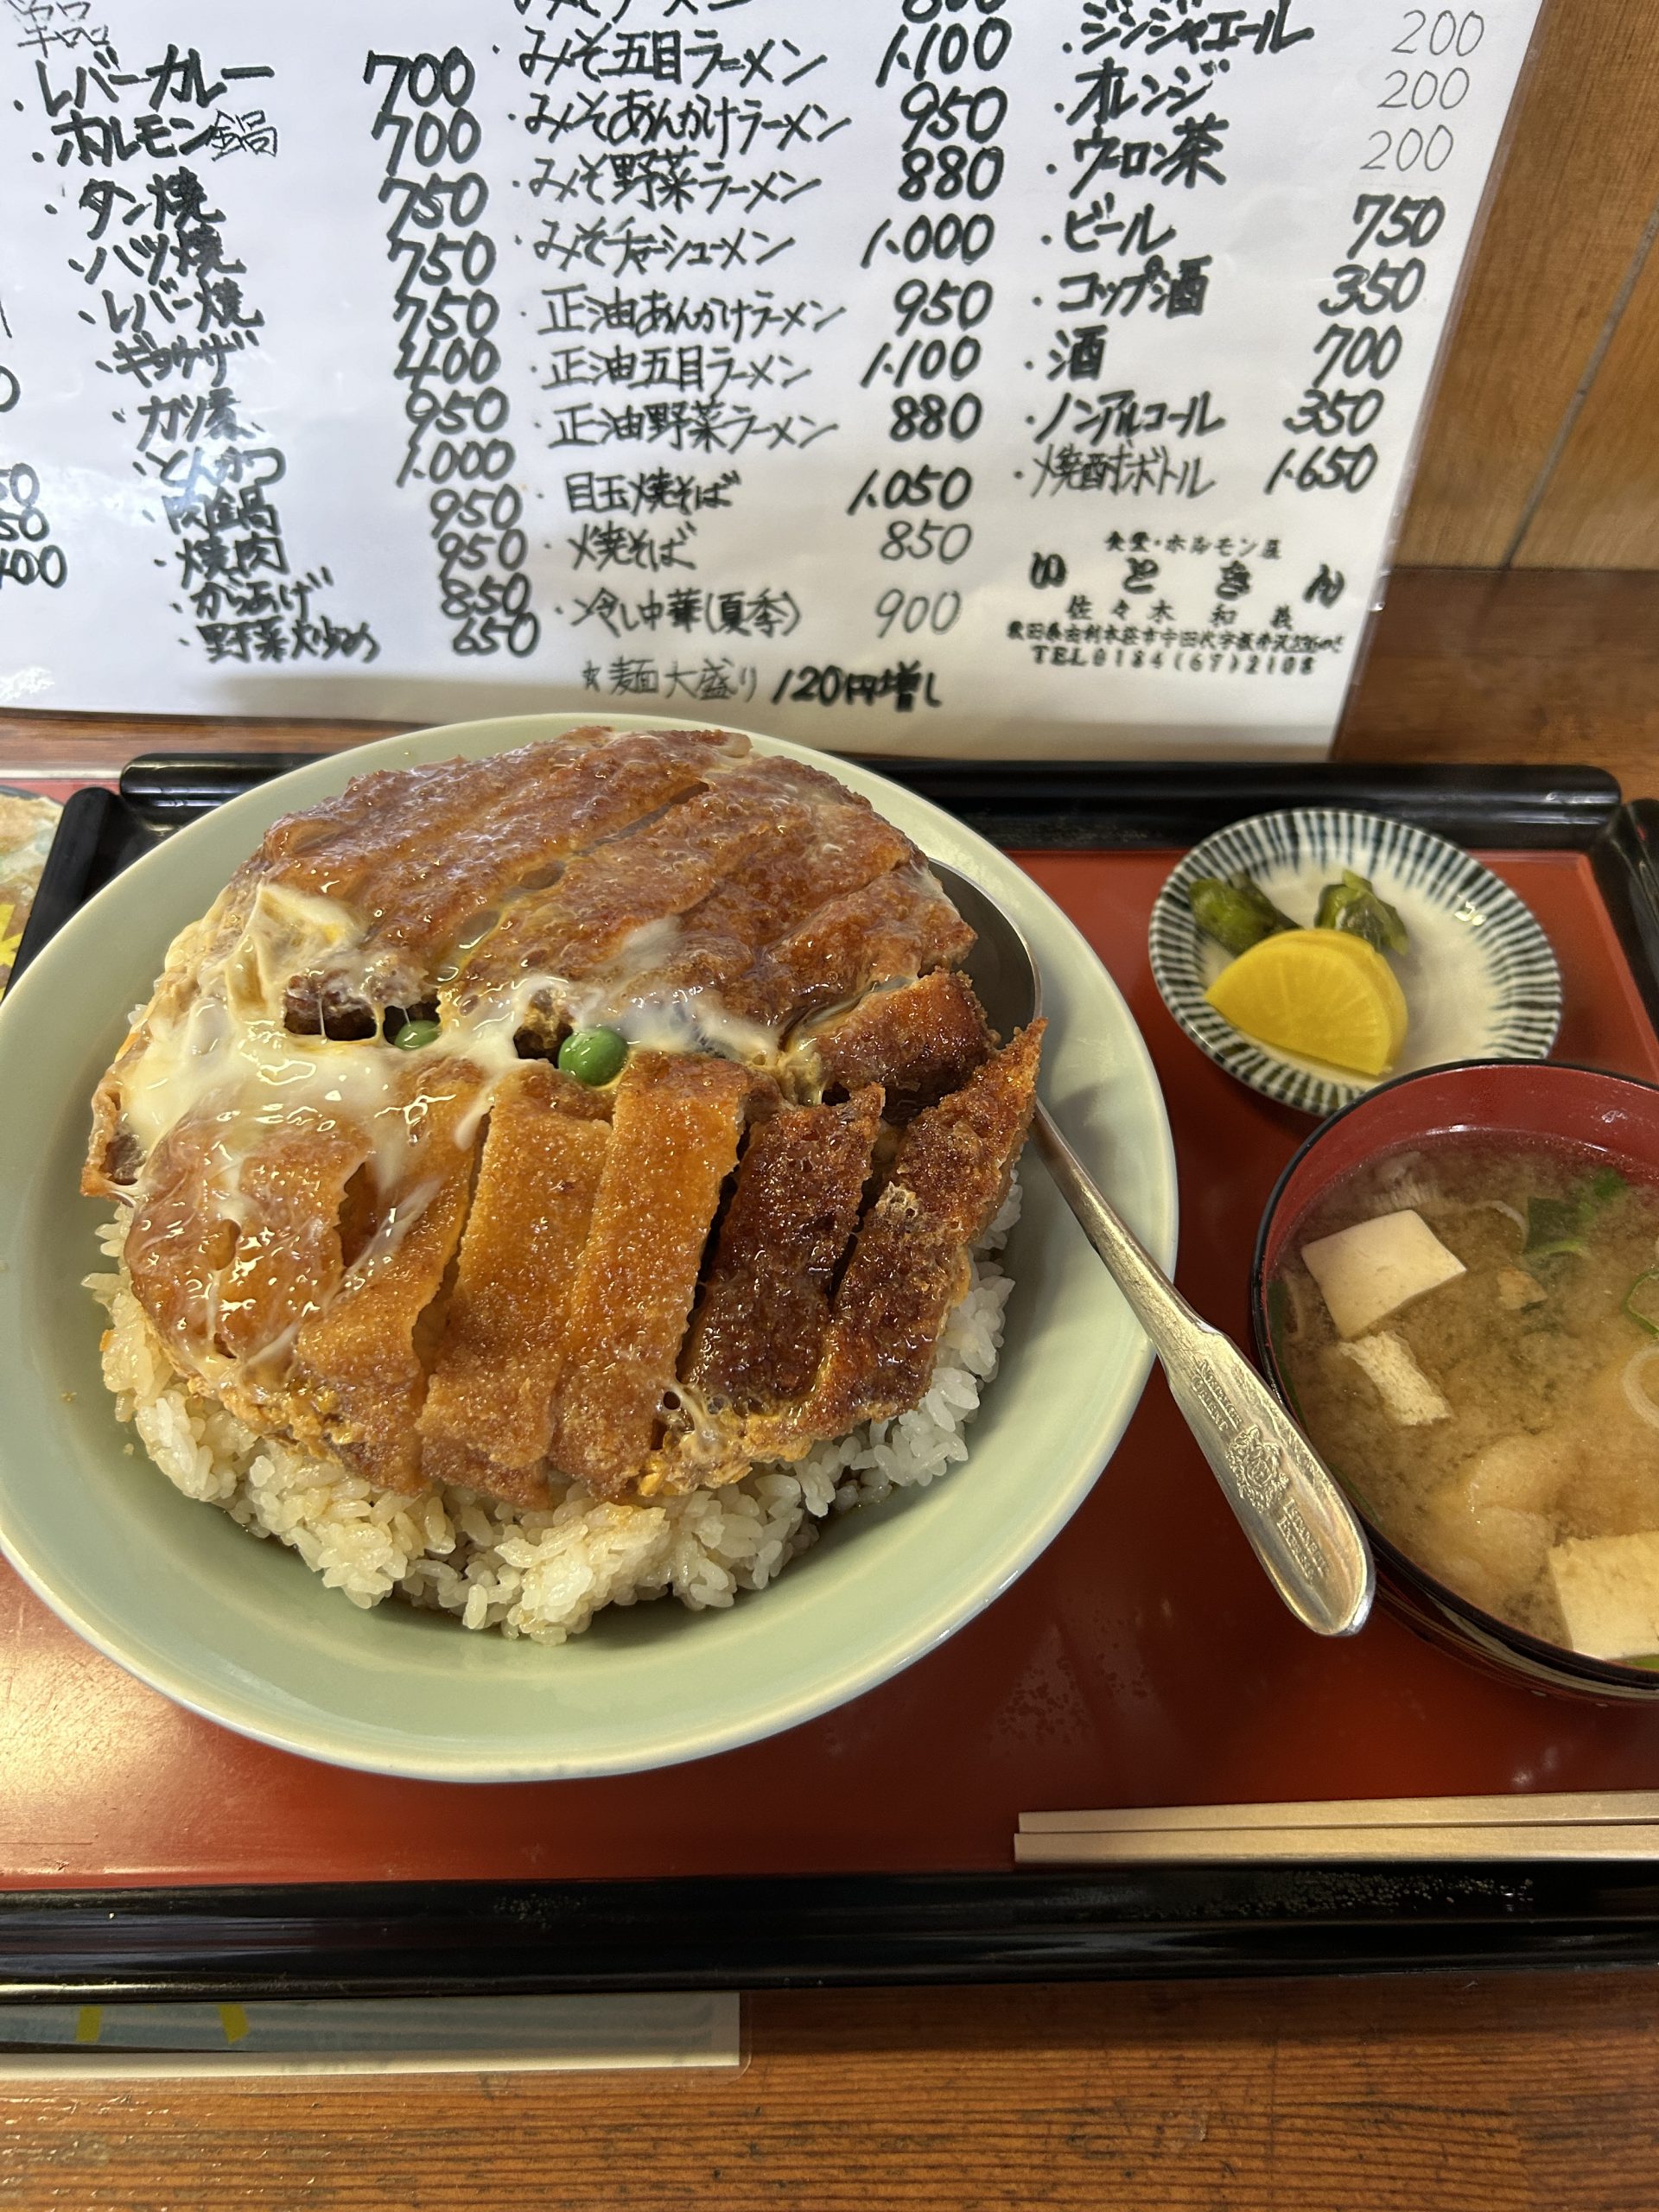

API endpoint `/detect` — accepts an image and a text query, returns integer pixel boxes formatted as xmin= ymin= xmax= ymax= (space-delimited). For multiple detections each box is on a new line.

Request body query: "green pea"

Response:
xmin=558 ymin=1026 xmax=628 ymax=1086
xmin=392 ymin=1018 xmax=442 ymax=1052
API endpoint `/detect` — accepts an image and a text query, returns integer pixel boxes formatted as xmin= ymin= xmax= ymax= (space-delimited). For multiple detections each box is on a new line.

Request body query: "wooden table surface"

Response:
xmin=3 ymin=564 xmax=1657 ymax=2211
xmin=5 ymin=1972 xmax=1659 ymax=2212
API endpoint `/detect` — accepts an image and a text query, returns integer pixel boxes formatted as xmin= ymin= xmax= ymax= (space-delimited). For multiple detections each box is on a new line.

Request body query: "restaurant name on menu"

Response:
xmin=0 ymin=0 xmax=1542 ymax=756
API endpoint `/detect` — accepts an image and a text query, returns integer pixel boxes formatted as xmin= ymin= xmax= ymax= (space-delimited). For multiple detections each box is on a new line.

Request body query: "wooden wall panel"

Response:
xmin=1394 ymin=0 xmax=1659 ymax=569
xmin=1334 ymin=570 xmax=1659 ymax=799
xmin=1513 ymin=216 xmax=1659 ymax=568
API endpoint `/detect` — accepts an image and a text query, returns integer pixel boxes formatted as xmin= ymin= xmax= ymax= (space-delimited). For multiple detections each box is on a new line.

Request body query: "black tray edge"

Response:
xmin=112 ymin=749 xmax=1624 ymax=850
xmin=11 ymin=755 xmax=1646 ymax=995
xmin=1593 ymin=800 xmax=1659 ymax=1034
xmin=2 ymin=1866 xmax=1657 ymax=2002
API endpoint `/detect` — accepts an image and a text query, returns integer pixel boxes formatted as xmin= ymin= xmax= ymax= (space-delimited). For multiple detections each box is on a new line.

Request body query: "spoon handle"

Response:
xmin=1032 ymin=1106 xmax=1374 ymax=1638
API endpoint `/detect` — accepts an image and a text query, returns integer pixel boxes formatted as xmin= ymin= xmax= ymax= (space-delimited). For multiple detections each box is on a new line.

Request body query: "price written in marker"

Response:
xmin=0 ymin=0 xmax=1544 ymax=751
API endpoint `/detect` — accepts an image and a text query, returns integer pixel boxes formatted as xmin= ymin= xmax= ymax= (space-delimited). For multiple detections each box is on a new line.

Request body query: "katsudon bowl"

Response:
xmin=0 ymin=715 xmax=1176 ymax=1782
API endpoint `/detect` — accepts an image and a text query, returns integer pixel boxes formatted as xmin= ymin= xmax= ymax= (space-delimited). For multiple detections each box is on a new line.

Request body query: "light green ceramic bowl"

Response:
xmin=0 ymin=716 xmax=1175 ymax=1782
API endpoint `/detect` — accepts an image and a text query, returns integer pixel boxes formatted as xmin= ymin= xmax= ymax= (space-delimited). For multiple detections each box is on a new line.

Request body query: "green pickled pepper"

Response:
xmin=1185 ymin=872 xmax=1300 ymax=957
xmin=1314 ymin=868 xmax=1408 ymax=955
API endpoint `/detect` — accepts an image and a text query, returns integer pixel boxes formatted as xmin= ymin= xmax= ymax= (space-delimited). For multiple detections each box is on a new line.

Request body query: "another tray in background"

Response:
xmin=4 ymin=754 xmax=1659 ymax=1999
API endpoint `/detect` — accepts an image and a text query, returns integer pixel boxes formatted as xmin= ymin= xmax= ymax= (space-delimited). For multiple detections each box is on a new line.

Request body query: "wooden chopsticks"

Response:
xmin=1014 ymin=1792 xmax=1659 ymax=1863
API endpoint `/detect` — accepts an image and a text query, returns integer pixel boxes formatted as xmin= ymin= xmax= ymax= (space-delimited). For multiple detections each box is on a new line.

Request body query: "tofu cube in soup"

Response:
xmin=1332 ymin=1332 xmax=1452 ymax=1427
xmin=1300 ymin=1208 xmax=1465 ymax=1339
xmin=1548 ymin=1531 xmax=1659 ymax=1663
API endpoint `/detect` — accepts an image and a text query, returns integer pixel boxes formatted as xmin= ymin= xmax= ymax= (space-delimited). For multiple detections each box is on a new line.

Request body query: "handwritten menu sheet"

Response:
xmin=0 ymin=1 xmax=1542 ymax=756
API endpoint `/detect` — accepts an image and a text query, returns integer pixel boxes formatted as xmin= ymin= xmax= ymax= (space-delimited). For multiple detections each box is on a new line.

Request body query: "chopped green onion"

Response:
xmin=1522 ymin=1168 xmax=1628 ymax=1258
xmin=1624 ymin=1268 xmax=1659 ymax=1337
xmin=558 ymin=1026 xmax=628 ymax=1086
xmin=1523 ymin=1195 xmax=1588 ymax=1258
xmin=392 ymin=1018 xmax=442 ymax=1052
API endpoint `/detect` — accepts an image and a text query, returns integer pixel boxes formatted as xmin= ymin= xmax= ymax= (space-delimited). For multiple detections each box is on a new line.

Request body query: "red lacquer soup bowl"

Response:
xmin=1253 ymin=1061 xmax=1659 ymax=1702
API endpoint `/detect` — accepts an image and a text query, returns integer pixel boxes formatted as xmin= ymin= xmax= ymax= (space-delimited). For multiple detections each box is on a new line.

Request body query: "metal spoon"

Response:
xmin=931 ymin=860 xmax=1375 ymax=1638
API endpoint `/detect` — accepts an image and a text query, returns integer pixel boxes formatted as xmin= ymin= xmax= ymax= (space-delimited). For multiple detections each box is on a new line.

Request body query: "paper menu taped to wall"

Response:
xmin=0 ymin=0 xmax=1543 ymax=756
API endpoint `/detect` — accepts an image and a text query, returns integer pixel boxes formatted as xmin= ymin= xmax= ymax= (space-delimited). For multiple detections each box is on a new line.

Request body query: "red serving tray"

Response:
xmin=5 ymin=847 xmax=1659 ymax=1891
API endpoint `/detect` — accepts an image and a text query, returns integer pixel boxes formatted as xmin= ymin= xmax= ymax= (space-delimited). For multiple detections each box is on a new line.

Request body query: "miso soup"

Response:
xmin=1270 ymin=1136 xmax=1659 ymax=1662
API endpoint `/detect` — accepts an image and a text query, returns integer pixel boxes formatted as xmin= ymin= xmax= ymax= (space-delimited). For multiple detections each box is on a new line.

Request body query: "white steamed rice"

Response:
xmin=85 ymin=1180 xmax=1020 ymax=1646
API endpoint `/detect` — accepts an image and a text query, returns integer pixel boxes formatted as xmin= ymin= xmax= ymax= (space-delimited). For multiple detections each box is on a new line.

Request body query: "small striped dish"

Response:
xmin=1147 ymin=810 xmax=1563 ymax=1117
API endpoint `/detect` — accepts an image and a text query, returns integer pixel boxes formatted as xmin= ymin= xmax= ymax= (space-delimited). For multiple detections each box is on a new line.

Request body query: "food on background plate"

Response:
xmin=1189 ymin=865 xmax=1412 ymax=1077
xmin=84 ymin=727 xmax=1042 ymax=1644
xmin=0 ymin=785 xmax=61 ymax=1000
xmin=1270 ymin=1136 xmax=1659 ymax=1662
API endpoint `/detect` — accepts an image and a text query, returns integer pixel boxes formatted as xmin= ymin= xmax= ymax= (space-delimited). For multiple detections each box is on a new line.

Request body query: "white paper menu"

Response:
xmin=0 ymin=0 xmax=1542 ymax=756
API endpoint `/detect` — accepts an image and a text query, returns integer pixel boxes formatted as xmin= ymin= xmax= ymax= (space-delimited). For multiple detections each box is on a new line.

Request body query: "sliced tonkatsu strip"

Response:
xmin=418 ymin=1064 xmax=612 ymax=1506
xmin=547 ymin=1052 xmax=753 ymax=1497
xmin=455 ymin=762 xmax=783 ymax=996
xmin=679 ymin=764 xmax=913 ymax=945
xmin=785 ymin=1024 xmax=1043 ymax=1440
xmin=84 ymin=860 xmax=276 ymax=1195
xmin=264 ymin=728 xmax=606 ymax=912
xmin=123 ymin=1111 xmax=245 ymax=1367
xmin=565 ymin=766 xmax=918 ymax=1015
xmin=85 ymin=1061 xmax=142 ymax=1198
xmin=260 ymin=734 xmax=603 ymax=880
xmin=286 ymin=1062 xmax=487 ymax=1491
xmin=273 ymin=728 xmax=739 ymax=1018
xmin=722 ymin=863 xmax=975 ymax=1027
xmin=682 ymin=1086 xmax=883 ymax=1413
xmin=806 ymin=968 xmax=994 ymax=1120
xmin=212 ymin=1117 xmax=374 ymax=1370
xmin=123 ymin=1102 xmax=371 ymax=1380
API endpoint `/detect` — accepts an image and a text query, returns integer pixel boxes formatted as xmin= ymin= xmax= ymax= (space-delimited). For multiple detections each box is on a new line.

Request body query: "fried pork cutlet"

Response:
xmin=213 ymin=1117 xmax=374 ymax=1370
xmin=683 ymin=1086 xmax=884 ymax=1414
xmin=791 ymin=1024 xmax=1044 ymax=1440
xmin=122 ymin=1112 xmax=255 ymax=1365
xmin=546 ymin=1051 xmax=752 ymax=1496
xmin=805 ymin=968 xmax=994 ymax=1121
xmin=87 ymin=727 xmax=1043 ymax=1515
xmin=273 ymin=727 xmax=734 ymax=1020
xmin=418 ymin=1064 xmax=613 ymax=1507
xmin=725 ymin=864 xmax=975 ymax=1026
xmin=285 ymin=1061 xmax=488 ymax=1491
